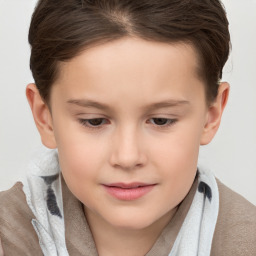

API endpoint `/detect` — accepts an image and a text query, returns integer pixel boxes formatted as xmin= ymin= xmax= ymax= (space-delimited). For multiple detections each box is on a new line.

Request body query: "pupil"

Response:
xmin=154 ymin=118 xmax=167 ymax=125
xmin=89 ymin=119 xmax=103 ymax=126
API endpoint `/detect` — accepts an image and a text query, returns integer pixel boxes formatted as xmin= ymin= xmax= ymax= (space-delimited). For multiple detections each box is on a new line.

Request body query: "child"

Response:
xmin=0 ymin=0 xmax=255 ymax=255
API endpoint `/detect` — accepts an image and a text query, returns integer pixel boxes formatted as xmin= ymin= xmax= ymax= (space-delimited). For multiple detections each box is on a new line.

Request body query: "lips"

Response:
xmin=107 ymin=182 xmax=153 ymax=188
xmin=103 ymin=182 xmax=156 ymax=201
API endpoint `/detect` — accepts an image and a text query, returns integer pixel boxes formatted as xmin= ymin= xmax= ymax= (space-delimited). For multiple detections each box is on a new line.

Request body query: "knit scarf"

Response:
xmin=22 ymin=148 xmax=219 ymax=256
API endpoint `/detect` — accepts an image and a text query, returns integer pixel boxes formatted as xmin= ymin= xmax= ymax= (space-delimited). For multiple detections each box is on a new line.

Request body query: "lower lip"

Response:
xmin=103 ymin=185 xmax=155 ymax=201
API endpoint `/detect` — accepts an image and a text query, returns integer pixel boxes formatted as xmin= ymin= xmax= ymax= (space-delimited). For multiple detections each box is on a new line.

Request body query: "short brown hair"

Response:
xmin=29 ymin=0 xmax=230 ymax=104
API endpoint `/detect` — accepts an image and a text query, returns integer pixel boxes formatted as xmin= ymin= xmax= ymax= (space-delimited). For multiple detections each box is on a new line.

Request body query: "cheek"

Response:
xmin=57 ymin=139 xmax=106 ymax=206
xmin=150 ymin=123 xmax=203 ymax=201
xmin=57 ymin=137 xmax=107 ymax=178
xmin=53 ymin=121 xmax=109 ymax=193
xmin=150 ymin=126 xmax=201 ymax=169
xmin=54 ymin=117 xmax=106 ymax=169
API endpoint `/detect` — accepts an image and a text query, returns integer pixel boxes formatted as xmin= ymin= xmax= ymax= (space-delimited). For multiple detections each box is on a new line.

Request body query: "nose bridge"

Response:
xmin=110 ymin=123 xmax=146 ymax=170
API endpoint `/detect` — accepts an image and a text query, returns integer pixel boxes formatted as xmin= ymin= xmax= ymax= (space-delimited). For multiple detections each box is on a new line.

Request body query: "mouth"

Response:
xmin=102 ymin=182 xmax=156 ymax=201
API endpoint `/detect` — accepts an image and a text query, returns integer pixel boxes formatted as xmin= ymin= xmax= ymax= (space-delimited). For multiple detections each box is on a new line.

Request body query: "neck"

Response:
xmin=84 ymin=206 xmax=177 ymax=256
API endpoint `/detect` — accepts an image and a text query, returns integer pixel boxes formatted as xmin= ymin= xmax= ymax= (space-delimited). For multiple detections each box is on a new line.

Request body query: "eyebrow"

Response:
xmin=143 ymin=100 xmax=190 ymax=112
xmin=67 ymin=99 xmax=190 ymax=111
xmin=67 ymin=99 xmax=112 ymax=111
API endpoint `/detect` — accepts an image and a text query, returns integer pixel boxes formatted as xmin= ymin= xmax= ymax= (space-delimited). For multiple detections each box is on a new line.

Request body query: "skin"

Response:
xmin=26 ymin=37 xmax=229 ymax=256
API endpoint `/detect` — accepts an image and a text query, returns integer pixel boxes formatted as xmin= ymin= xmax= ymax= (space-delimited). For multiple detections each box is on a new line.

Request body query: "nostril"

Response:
xmin=109 ymin=132 xmax=147 ymax=169
xmin=110 ymin=154 xmax=146 ymax=171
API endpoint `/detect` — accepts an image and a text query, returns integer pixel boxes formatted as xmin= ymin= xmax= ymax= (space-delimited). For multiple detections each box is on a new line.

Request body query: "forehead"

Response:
xmin=58 ymin=37 xmax=201 ymax=80
xmin=52 ymin=37 xmax=205 ymax=108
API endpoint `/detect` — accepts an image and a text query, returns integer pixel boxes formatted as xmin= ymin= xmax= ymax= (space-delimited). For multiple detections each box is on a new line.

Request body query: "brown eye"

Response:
xmin=88 ymin=118 xmax=105 ymax=126
xmin=148 ymin=118 xmax=177 ymax=128
xmin=152 ymin=118 xmax=168 ymax=126
xmin=78 ymin=118 xmax=108 ymax=129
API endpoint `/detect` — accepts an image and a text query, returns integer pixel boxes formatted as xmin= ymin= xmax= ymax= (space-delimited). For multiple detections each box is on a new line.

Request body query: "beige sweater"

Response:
xmin=0 ymin=176 xmax=255 ymax=256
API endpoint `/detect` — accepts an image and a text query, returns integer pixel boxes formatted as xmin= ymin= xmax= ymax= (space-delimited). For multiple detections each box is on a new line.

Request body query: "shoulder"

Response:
xmin=0 ymin=182 xmax=43 ymax=255
xmin=211 ymin=178 xmax=256 ymax=256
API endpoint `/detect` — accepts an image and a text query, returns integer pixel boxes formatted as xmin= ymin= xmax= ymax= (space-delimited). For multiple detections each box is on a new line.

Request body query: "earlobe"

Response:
xmin=200 ymin=82 xmax=230 ymax=145
xmin=26 ymin=83 xmax=57 ymax=149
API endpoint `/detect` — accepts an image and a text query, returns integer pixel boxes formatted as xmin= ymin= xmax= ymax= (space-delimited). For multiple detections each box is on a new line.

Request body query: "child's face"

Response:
xmin=34 ymin=37 xmax=225 ymax=230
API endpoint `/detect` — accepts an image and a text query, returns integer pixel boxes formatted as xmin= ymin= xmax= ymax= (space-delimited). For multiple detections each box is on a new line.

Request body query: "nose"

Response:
xmin=109 ymin=126 xmax=147 ymax=171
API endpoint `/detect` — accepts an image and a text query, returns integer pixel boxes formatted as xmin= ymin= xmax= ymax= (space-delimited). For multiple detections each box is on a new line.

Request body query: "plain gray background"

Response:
xmin=0 ymin=0 xmax=256 ymax=205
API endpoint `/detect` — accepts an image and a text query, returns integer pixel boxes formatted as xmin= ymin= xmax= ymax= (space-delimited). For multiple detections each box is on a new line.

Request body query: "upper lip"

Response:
xmin=104 ymin=182 xmax=155 ymax=189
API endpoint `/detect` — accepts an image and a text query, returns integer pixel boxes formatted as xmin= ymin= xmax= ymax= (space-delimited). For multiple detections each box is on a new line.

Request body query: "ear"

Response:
xmin=200 ymin=82 xmax=230 ymax=145
xmin=26 ymin=83 xmax=57 ymax=149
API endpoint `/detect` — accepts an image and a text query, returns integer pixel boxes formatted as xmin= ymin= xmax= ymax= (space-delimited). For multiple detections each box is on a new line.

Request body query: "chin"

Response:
xmin=106 ymin=212 xmax=159 ymax=230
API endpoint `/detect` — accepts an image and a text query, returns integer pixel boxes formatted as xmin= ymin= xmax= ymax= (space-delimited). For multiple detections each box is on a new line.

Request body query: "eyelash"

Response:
xmin=147 ymin=118 xmax=178 ymax=128
xmin=78 ymin=118 xmax=177 ymax=130
xmin=78 ymin=118 xmax=109 ymax=130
